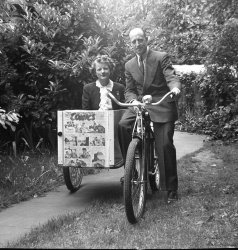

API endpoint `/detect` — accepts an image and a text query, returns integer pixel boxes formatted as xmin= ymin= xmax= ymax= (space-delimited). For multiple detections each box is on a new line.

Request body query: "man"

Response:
xmin=118 ymin=27 xmax=181 ymax=202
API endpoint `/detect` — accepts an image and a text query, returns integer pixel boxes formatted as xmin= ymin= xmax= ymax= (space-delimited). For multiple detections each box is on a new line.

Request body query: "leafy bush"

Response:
xmin=0 ymin=108 xmax=20 ymax=155
xmin=177 ymin=72 xmax=201 ymax=118
xmin=199 ymin=17 xmax=238 ymax=112
xmin=199 ymin=65 xmax=238 ymax=112
xmin=0 ymin=152 xmax=63 ymax=210
xmin=177 ymin=16 xmax=238 ymax=142
xmin=203 ymin=105 xmax=238 ymax=140
xmin=178 ymin=104 xmax=238 ymax=141
xmin=0 ymin=108 xmax=20 ymax=131
xmin=1 ymin=0 xmax=237 ymax=152
xmin=176 ymin=68 xmax=238 ymax=141
xmin=0 ymin=0 xmax=126 ymax=153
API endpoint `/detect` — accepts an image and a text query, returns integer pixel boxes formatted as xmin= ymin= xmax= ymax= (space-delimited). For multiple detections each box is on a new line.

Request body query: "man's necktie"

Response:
xmin=139 ymin=56 xmax=144 ymax=75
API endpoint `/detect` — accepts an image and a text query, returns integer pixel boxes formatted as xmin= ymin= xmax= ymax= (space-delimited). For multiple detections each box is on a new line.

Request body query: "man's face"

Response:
xmin=130 ymin=31 xmax=147 ymax=56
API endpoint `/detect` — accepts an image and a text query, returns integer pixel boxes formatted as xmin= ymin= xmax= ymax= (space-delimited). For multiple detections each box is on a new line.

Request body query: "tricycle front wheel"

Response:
xmin=124 ymin=138 xmax=147 ymax=224
xmin=63 ymin=166 xmax=83 ymax=192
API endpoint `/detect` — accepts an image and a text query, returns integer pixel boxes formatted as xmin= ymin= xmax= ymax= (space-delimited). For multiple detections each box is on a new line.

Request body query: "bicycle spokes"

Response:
xmin=124 ymin=138 xmax=147 ymax=224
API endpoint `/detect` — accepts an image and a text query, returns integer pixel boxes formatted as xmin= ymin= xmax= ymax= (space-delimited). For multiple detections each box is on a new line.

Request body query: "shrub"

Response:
xmin=177 ymin=17 xmax=238 ymax=142
xmin=0 ymin=0 xmax=126 ymax=153
xmin=199 ymin=65 xmax=238 ymax=112
xmin=177 ymin=71 xmax=202 ymax=119
xmin=178 ymin=104 xmax=238 ymax=141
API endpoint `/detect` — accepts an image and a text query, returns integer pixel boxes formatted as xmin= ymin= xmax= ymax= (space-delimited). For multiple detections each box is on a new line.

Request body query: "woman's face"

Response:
xmin=95 ymin=62 xmax=110 ymax=85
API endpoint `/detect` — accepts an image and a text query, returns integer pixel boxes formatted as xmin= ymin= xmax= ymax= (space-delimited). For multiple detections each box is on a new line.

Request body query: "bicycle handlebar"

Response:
xmin=107 ymin=91 xmax=174 ymax=108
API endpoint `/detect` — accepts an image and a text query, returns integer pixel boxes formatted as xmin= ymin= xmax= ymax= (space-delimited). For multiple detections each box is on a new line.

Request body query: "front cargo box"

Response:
xmin=57 ymin=109 xmax=125 ymax=168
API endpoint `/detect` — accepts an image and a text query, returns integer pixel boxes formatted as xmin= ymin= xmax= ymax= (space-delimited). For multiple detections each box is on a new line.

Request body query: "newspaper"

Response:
xmin=63 ymin=111 xmax=108 ymax=168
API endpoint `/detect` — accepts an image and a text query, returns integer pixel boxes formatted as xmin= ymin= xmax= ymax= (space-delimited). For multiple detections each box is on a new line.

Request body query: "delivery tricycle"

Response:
xmin=57 ymin=91 xmax=173 ymax=224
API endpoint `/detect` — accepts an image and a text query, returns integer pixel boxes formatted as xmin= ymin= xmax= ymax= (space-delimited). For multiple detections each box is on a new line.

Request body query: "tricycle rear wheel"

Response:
xmin=63 ymin=166 xmax=83 ymax=192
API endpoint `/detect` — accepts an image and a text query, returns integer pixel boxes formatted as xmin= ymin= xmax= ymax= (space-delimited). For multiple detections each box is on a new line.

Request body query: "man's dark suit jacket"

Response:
xmin=125 ymin=49 xmax=181 ymax=123
xmin=82 ymin=81 xmax=125 ymax=110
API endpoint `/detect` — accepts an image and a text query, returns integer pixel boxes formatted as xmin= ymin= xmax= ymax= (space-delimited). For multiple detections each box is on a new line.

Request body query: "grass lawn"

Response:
xmin=3 ymin=141 xmax=238 ymax=249
xmin=0 ymin=150 xmax=100 ymax=212
xmin=0 ymin=151 xmax=64 ymax=211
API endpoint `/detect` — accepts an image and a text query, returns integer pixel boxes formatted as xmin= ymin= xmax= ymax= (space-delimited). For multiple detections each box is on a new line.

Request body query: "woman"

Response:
xmin=82 ymin=55 xmax=125 ymax=110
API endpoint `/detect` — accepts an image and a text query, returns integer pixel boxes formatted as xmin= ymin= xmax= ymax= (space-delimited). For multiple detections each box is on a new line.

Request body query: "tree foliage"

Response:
xmin=1 ymin=0 xmax=238 ymax=153
xmin=0 ymin=0 xmax=127 ymax=152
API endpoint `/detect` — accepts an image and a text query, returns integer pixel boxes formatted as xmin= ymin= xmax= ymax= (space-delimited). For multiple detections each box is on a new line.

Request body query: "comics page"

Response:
xmin=63 ymin=111 xmax=108 ymax=168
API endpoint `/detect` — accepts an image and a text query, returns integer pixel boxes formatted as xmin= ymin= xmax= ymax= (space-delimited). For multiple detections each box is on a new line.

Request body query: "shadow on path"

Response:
xmin=0 ymin=131 xmax=206 ymax=246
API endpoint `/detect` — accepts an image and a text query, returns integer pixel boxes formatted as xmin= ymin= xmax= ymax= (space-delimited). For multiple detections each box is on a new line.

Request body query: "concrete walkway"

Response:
xmin=0 ymin=131 xmax=206 ymax=246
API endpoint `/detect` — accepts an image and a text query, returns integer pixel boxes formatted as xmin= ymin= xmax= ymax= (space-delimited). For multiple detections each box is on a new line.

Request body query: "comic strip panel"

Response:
xmin=91 ymin=147 xmax=106 ymax=168
xmin=77 ymin=135 xmax=89 ymax=146
xmin=64 ymin=135 xmax=78 ymax=147
xmin=89 ymin=134 xmax=105 ymax=146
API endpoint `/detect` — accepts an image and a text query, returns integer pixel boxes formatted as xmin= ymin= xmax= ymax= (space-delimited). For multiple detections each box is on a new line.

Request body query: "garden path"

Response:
xmin=0 ymin=131 xmax=206 ymax=246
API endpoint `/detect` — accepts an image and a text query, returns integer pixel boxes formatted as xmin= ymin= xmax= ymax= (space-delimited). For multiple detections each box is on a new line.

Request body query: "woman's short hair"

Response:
xmin=90 ymin=55 xmax=115 ymax=75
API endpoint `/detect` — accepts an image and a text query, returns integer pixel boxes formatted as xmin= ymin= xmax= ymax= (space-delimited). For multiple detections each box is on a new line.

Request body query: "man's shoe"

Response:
xmin=168 ymin=190 xmax=178 ymax=203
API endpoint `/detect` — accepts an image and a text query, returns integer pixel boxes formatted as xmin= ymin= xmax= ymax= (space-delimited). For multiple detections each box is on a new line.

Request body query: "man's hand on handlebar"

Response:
xmin=142 ymin=95 xmax=152 ymax=104
xmin=142 ymin=88 xmax=180 ymax=105
xmin=170 ymin=87 xmax=181 ymax=96
xmin=107 ymin=90 xmax=179 ymax=108
xmin=131 ymin=99 xmax=142 ymax=111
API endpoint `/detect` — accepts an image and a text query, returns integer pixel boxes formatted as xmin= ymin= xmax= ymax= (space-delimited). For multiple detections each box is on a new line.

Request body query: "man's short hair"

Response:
xmin=129 ymin=27 xmax=147 ymax=39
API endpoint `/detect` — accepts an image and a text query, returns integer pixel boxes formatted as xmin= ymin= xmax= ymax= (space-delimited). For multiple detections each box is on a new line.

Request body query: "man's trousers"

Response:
xmin=118 ymin=108 xmax=178 ymax=191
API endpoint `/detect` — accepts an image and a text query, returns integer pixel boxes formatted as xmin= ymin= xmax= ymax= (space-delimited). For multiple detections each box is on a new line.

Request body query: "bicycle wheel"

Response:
xmin=124 ymin=138 xmax=147 ymax=224
xmin=148 ymin=140 xmax=160 ymax=191
xmin=149 ymin=158 xmax=160 ymax=191
xmin=63 ymin=166 xmax=83 ymax=192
